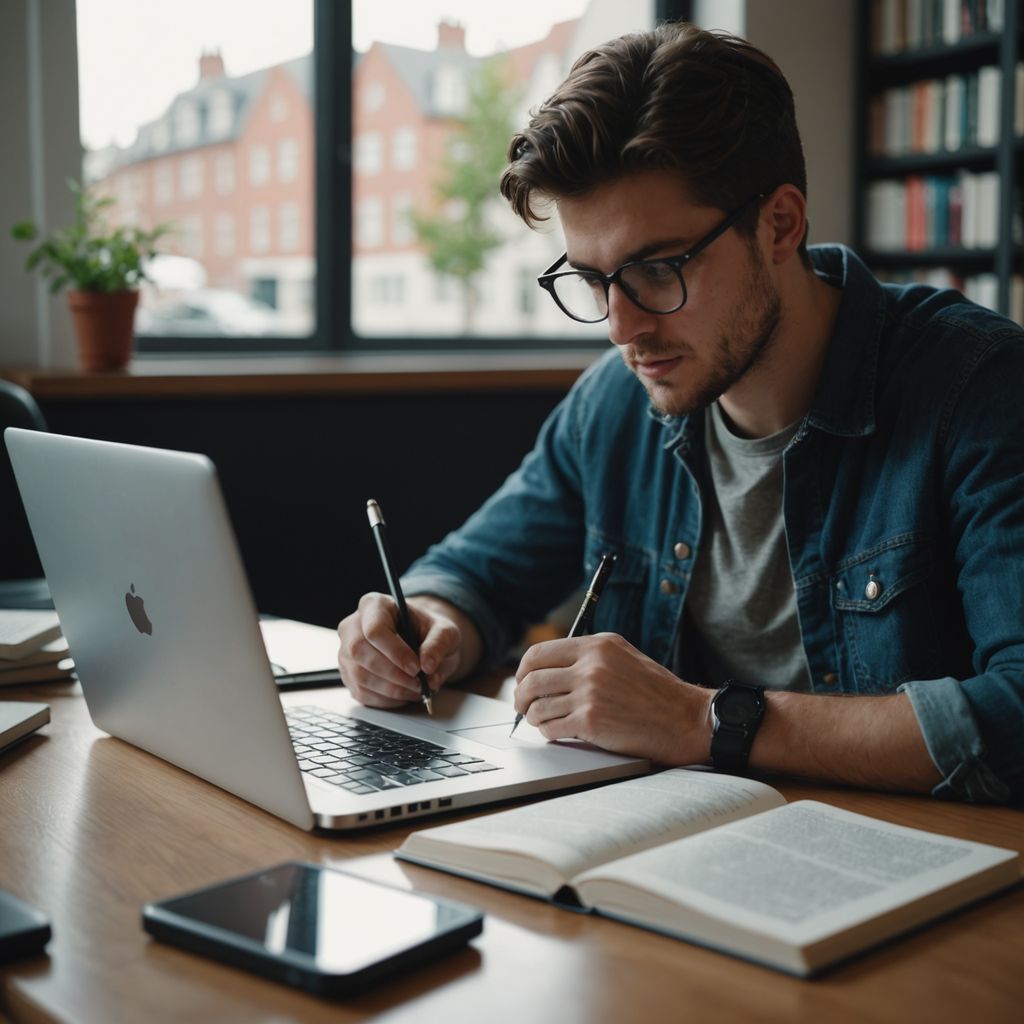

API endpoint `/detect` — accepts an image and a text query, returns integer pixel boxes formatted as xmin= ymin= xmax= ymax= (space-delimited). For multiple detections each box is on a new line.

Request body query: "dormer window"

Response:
xmin=151 ymin=120 xmax=170 ymax=152
xmin=175 ymin=101 xmax=200 ymax=146
xmin=208 ymin=90 xmax=234 ymax=138
xmin=432 ymin=66 xmax=468 ymax=115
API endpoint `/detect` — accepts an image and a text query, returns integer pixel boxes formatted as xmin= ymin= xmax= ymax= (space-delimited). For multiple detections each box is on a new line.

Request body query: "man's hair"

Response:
xmin=500 ymin=22 xmax=809 ymax=259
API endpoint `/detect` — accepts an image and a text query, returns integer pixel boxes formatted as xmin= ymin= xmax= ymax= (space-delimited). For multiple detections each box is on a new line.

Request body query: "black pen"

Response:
xmin=366 ymin=499 xmax=433 ymax=715
xmin=509 ymin=553 xmax=616 ymax=737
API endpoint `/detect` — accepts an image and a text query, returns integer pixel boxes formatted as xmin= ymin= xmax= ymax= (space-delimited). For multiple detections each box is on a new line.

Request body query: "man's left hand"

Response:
xmin=514 ymin=632 xmax=713 ymax=764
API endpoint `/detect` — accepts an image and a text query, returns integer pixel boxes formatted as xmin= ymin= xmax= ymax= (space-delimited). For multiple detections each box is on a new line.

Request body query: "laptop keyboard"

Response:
xmin=285 ymin=705 xmax=501 ymax=795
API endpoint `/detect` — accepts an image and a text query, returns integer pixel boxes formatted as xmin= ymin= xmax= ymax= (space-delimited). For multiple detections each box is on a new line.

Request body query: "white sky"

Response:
xmin=77 ymin=0 xmax=589 ymax=150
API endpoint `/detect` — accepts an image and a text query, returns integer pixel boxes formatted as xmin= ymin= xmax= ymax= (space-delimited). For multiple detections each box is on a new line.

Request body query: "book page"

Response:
xmin=399 ymin=769 xmax=785 ymax=891
xmin=576 ymin=800 xmax=1020 ymax=944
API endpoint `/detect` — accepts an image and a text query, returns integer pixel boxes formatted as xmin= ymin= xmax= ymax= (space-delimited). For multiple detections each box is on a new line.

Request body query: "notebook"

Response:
xmin=6 ymin=428 xmax=648 ymax=831
xmin=0 ymin=702 xmax=49 ymax=756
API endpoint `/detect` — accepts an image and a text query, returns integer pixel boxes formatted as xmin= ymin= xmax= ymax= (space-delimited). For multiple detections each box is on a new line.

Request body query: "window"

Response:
xmin=356 ymin=197 xmax=384 ymax=248
xmin=279 ymin=201 xmax=301 ymax=251
xmin=362 ymin=80 xmax=385 ymax=111
xmin=77 ymin=0 xmax=315 ymax=347
xmin=179 ymin=155 xmax=204 ymax=199
xmin=278 ymin=138 xmax=299 ymax=182
xmin=181 ymin=215 xmax=204 ymax=259
xmin=208 ymin=90 xmax=235 ymax=137
xmin=391 ymin=193 xmax=413 ymax=245
xmin=174 ymin=101 xmax=200 ymax=146
xmin=391 ymin=127 xmax=417 ymax=171
xmin=214 ymin=213 xmax=235 ymax=256
xmin=154 ymin=164 xmax=174 ymax=206
xmin=370 ymin=274 xmax=405 ymax=305
xmin=76 ymin=0 xmax=678 ymax=352
xmin=214 ymin=152 xmax=235 ymax=195
xmin=249 ymin=145 xmax=270 ymax=186
xmin=432 ymin=65 xmax=468 ymax=116
xmin=269 ymin=93 xmax=289 ymax=121
xmin=354 ymin=132 xmax=383 ymax=175
xmin=348 ymin=0 xmax=663 ymax=344
xmin=250 ymin=206 xmax=271 ymax=253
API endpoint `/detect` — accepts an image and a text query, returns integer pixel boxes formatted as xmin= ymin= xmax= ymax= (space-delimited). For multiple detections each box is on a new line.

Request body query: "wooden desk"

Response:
xmin=1 ymin=682 xmax=1022 ymax=1023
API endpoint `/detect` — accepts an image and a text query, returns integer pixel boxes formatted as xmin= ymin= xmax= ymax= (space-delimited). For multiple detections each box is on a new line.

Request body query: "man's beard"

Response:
xmin=637 ymin=244 xmax=783 ymax=418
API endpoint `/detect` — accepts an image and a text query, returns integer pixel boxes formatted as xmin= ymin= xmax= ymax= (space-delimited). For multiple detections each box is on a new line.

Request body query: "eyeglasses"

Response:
xmin=537 ymin=194 xmax=765 ymax=324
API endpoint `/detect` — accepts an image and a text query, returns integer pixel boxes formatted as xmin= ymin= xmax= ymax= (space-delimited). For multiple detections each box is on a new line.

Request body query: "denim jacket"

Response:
xmin=404 ymin=246 xmax=1024 ymax=803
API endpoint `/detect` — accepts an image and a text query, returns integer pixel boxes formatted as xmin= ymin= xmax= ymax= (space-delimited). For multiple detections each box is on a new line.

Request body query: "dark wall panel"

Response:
xmin=37 ymin=389 xmax=565 ymax=627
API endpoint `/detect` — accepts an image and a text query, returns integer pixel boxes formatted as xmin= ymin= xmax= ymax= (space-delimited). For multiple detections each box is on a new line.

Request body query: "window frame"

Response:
xmin=135 ymin=0 xmax=690 ymax=356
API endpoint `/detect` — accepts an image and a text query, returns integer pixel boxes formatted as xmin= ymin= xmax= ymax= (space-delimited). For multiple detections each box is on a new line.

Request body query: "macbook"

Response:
xmin=6 ymin=428 xmax=648 ymax=830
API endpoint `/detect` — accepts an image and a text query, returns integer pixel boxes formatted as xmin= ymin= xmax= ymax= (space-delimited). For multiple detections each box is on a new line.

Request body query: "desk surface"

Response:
xmin=1 ymin=681 xmax=1022 ymax=1024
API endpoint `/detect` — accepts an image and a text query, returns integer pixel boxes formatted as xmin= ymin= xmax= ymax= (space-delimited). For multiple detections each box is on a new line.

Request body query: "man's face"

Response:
xmin=557 ymin=172 xmax=782 ymax=418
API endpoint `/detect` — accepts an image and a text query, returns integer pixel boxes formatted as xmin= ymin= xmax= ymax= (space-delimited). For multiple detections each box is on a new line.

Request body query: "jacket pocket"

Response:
xmin=582 ymin=531 xmax=651 ymax=645
xmin=831 ymin=534 xmax=942 ymax=692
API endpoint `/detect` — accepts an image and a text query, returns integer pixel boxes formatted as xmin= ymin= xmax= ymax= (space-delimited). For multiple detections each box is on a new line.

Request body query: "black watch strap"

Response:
xmin=710 ymin=682 xmax=766 ymax=774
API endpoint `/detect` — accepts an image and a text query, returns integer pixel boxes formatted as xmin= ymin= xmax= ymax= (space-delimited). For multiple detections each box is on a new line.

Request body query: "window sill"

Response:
xmin=1 ymin=350 xmax=601 ymax=400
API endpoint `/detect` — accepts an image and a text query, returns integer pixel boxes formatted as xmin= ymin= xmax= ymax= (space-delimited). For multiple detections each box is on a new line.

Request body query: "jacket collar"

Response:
xmin=803 ymin=244 xmax=884 ymax=438
xmin=649 ymin=244 xmax=885 ymax=444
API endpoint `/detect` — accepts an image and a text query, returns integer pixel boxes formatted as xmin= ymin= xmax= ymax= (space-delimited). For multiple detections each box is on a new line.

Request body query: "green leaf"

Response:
xmin=9 ymin=179 xmax=176 ymax=293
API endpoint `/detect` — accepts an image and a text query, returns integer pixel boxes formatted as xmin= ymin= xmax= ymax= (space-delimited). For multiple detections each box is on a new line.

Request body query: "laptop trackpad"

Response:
xmin=449 ymin=722 xmax=548 ymax=749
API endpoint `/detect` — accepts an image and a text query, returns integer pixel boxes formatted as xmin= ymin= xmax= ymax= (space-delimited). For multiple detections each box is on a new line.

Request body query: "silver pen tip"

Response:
xmin=366 ymin=499 xmax=383 ymax=528
xmin=423 ymin=694 xmax=433 ymax=716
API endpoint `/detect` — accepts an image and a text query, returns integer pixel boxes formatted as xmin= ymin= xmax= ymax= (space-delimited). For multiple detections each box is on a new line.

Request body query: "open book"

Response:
xmin=396 ymin=770 xmax=1021 ymax=976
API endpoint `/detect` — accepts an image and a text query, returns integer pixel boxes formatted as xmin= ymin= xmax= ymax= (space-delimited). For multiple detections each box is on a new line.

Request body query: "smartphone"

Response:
xmin=0 ymin=890 xmax=51 ymax=962
xmin=141 ymin=861 xmax=483 ymax=996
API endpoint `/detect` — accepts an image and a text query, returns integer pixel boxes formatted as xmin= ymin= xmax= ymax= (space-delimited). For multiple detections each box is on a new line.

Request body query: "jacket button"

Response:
xmin=673 ymin=542 xmax=692 ymax=560
xmin=823 ymin=672 xmax=838 ymax=685
xmin=659 ymin=579 xmax=678 ymax=595
xmin=864 ymin=579 xmax=882 ymax=601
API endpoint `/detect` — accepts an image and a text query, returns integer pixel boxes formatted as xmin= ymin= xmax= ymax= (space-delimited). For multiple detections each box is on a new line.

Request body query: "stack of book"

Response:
xmin=0 ymin=609 xmax=75 ymax=686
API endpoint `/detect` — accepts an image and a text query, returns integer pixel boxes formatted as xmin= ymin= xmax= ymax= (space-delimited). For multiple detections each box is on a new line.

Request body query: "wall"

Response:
xmin=0 ymin=0 xmax=80 ymax=367
xmin=33 ymin=387 xmax=566 ymax=628
xmin=697 ymin=0 xmax=856 ymax=245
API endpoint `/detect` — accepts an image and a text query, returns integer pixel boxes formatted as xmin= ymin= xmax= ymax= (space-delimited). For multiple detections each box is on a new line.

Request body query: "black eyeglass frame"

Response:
xmin=537 ymin=193 xmax=766 ymax=324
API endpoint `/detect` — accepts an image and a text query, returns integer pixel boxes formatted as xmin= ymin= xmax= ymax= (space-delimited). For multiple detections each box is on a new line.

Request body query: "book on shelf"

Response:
xmin=868 ymin=65 xmax=1011 ymax=158
xmin=871 ymin=0 xmax=1005 ymax=56
xmin=396 ymin=769 xmax=1021 ymax=977
xmin=865 ymin=168 xmax=999 ymax=250
xmin=0 ymin=609 xmax=62 ymax=660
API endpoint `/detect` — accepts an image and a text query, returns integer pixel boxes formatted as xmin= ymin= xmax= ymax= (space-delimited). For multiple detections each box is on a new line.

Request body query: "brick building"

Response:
xmin=90 ymin=18 xmax=592 ymax=339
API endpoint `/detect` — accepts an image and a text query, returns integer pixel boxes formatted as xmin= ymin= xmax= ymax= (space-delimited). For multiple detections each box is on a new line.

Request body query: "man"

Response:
xmin=338 ymin=23 xmax=1023 ymax=802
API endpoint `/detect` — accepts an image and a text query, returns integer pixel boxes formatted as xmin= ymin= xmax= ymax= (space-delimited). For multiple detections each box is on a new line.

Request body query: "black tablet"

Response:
xmin=142 ymin=861 xmax=482 ymax=996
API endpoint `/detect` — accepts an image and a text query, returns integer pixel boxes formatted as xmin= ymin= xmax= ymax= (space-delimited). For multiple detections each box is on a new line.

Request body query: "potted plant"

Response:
xmin=11 ymin=181 xmax=170 ymax=371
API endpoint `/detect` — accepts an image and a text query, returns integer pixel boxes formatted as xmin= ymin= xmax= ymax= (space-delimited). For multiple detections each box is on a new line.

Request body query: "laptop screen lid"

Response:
xmin=6 ymin=428 xmax=314 ymax=830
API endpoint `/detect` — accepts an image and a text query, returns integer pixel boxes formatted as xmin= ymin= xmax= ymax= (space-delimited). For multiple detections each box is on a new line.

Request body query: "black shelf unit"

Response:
xmin=854 ymin=0 xmax=1023 ymax=321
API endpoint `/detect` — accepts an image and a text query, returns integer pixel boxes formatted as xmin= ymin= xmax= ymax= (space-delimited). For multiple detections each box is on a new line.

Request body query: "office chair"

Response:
xmin=0 ymin=379 xmax=53 ymax=608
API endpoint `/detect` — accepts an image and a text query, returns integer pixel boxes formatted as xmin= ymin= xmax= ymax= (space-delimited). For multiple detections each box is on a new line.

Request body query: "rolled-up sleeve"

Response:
xmin=899 ymin=677 xmax=1011 ymax=802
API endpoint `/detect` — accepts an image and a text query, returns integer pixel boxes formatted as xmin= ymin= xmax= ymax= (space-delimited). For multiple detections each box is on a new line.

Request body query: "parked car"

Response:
xmin=136 ymin=288 xmax=283 ymax=337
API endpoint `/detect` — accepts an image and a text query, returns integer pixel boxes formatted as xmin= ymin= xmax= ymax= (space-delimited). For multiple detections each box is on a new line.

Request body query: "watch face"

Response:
xmin=715 ymin=686 xmax=764 ymax=726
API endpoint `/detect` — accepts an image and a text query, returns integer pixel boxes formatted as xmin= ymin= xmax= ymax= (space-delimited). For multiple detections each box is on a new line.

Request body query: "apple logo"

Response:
xmin=125 ymin=583 xmax=153 ymax=636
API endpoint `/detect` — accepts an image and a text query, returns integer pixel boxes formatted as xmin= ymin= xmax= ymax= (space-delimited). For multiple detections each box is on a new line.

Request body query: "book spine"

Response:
xmin=975 ymin=66 xmax=1001 ymax=148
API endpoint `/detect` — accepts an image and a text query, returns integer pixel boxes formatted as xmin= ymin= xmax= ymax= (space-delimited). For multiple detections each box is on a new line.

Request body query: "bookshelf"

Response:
xmin=855 ymin=0 xmax=1023 ymax=323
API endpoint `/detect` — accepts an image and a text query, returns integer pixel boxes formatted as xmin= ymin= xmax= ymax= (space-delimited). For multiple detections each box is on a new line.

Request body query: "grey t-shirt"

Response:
xmin=678 ymin=402 xmax=810 ymax=691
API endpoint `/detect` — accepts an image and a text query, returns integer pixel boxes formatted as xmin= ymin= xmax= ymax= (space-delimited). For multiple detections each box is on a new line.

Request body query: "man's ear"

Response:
xmin=762 ymin=184 xmax=807 ymax=265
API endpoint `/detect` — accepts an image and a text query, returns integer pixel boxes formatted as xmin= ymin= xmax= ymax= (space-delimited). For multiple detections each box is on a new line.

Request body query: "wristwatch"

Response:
xmin=710 ymin=681 xmax=766 ymax=774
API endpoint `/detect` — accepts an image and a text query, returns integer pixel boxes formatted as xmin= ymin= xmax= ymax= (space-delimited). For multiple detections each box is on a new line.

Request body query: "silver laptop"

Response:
xmin=6 ymin=428 xmax=648 ymax=831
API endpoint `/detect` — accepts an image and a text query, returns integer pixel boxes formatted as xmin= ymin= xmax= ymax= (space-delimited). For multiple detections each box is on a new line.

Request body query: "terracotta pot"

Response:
xmin=66 ymin=290 xmax=139 ymax=372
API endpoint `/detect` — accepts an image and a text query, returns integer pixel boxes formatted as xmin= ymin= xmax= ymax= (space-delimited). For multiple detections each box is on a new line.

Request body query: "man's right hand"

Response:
xmin=336 ymin=593 xmax=480 ymax=708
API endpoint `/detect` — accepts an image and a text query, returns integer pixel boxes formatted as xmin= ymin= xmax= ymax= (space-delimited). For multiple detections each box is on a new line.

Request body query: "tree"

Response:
xmin=412 ymin=58 xmax=519 ymax=333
